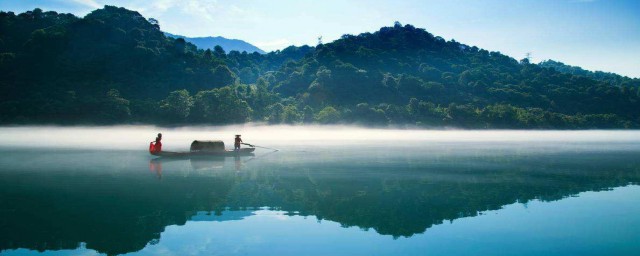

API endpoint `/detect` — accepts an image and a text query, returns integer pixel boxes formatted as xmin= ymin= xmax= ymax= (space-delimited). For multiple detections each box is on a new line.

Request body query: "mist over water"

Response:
xmin=1 ymin=126 xmax=640 ymax=255
xmin=1 ymin=125 xmax=639 ymax=152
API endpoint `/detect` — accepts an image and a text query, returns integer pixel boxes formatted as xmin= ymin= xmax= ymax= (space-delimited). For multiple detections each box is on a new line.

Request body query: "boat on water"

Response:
xmin=150 ymin=140 xmax=255 ymax=158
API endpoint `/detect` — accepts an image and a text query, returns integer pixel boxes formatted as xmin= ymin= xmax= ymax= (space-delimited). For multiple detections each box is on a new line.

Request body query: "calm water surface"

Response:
xmin=0 ymin=127 xmax=639 ymax=255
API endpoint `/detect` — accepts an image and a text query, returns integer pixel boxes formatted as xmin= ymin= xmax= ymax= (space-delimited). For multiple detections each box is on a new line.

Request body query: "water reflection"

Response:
xmin=1 ymin=142 xmax=639 ymax=255
xmin=149 ymin=155 xmax=260 ymax=177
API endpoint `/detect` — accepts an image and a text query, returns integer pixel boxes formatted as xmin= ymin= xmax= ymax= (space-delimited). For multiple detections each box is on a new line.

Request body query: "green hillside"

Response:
xmin=1 ymin=7 xmax=638 ymax=128
xmin=263 ymin=22 xmax=639 ymax=128
xmin=539 ymin=59 xmax=640 ymax=87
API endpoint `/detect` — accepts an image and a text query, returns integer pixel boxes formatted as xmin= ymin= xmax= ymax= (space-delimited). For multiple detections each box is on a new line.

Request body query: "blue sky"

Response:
xmin=1 ymin=0 xmax=639 ymax=78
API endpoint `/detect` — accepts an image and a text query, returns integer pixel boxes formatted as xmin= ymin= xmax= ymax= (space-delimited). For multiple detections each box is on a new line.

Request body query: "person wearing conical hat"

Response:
xmin=234 ymin=134 xmax=243 ymax=151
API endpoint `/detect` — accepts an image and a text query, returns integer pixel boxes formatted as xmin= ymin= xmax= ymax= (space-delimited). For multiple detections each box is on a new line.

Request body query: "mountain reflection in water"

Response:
xmin=1 ymin=140 xmax=639 ymax=255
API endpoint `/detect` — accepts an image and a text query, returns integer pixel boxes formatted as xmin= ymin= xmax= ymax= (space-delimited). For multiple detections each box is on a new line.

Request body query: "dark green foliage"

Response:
xmin=210 ymin=65 xmax=237 ymax=87
xmin=265 ymin=103 xmax=285 ymax=123
xmin=315 ymin=106 xmax=341 ymax=124
xmin=100 ymin=89 xmax=131 ymax=122
xmin=539 ymin=60 xmax=640 ymax=87
xmin=261 ymin=23 xmax=639 ymax=128
xmin=191 ymin=87 xmax=252 ymax=124
xmin=1 ymin=7 xmax=637 ymax=128
xmin=0 ymin=7 xmax=294 ymax=125
xmin=225 ymin=45 xmax=315 ymax=84
xmin=282 ymin=105 xmax=302 ymax=124
xmin=159 ymin=90 xmax=193 ymax=123
xmin=302 ymin=105 xmax=315 ymax=123
xmin=347 ymin=103 xmax=388 ymax=126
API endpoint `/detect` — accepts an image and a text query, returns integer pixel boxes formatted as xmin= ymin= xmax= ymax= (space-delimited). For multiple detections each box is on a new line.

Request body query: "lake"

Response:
xmin=1 ymin=126 xmax=639 ymax=255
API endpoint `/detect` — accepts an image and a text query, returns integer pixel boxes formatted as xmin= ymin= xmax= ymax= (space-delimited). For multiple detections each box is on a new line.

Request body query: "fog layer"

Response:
xmin=0 ymin=125 xmax=639 ymax=151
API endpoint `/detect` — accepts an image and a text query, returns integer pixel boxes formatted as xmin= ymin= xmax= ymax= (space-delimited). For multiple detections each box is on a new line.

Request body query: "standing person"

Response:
xmin=234 ymin=135 xmax=243 ymax=151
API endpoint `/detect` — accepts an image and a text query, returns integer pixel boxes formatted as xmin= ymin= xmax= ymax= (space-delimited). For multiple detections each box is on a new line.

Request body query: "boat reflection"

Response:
xmin=149 ymin=154 xmax=259 ymax=178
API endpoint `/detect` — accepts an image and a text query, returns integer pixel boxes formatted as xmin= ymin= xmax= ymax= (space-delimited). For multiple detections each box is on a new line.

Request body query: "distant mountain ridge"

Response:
xmin=164 ymin=32 xmax=265 ymax=54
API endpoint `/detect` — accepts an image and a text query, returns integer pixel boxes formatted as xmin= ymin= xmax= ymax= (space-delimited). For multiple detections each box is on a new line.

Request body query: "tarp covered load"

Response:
xmin=190 ymin=140 xmax=225 ymax=152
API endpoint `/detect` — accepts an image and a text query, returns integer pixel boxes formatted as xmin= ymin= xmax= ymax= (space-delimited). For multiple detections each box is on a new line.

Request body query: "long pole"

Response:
xmin=242 ymin=143 xmax=279 ymax=151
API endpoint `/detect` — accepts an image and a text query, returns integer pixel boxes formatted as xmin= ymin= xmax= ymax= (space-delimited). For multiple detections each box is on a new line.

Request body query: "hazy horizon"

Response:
xmin=1 ymin=125 xmax=639 ymax=151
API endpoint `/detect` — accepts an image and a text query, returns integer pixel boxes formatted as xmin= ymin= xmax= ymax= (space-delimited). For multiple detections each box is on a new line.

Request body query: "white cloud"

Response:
xmin=70 ymin=0 xmax=101 ymax=9
xmin=181 ymin=0 xmax=220 ymax=21
xmin=148 ymin=0 xmax=177 ymax=12
xmin=107 ymin=0 xmax=262 ymax=37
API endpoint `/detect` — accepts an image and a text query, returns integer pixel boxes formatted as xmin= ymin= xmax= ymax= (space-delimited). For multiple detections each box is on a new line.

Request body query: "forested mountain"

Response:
xmin=0 ymin=6 xmax=311 ymax=124
xmin=164 ymin=32 xmax=266 ymax=54
xmin=262 ymin=22 xmax=640 ymax=128
xmin=539 ymin=60 xmax=640 ymax=87
xmin=1 ymin=7 xmax=638 ymax=128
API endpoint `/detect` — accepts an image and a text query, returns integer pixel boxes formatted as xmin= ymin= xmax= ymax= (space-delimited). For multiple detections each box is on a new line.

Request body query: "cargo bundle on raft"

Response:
xmin=150 ymin=140 xmax=255 ymax=157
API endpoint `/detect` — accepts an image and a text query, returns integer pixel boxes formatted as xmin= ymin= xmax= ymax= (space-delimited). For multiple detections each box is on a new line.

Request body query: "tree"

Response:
xmin=266 ymin=103 xmax=285 ymax=123
xmin=352 ymin=103 xmax=388 ymax=125
xmin=100 ymin=89 xmax=130 ymax=122
xmin=481 ymin=104 xmax=518 ymax=128
xmin=213 ymin=45 xmax=225 ymax=58
xmin=283 ymin=105 xmax=301 ymax=124
xmin=173 ymin=38 xmax=186 ymax=53
xmin=211 ymin=65 xmax=236 ymax=87
xmin=147 ymin=18 xmax=159 ymax=30
xmin=1 ymin=8 xmax=639 ymax=129
xmin=159 ymin=89 xmax=193 ymax=122
xmin=397 ymin=75 xmax=426 ymax=96
xmin=315 ymin=106 xmax=341 ymax=124
xmin=302 ymin=105 xmax=315 ymax=123
xmin=191 ymin=87 xmax=252 ymax=124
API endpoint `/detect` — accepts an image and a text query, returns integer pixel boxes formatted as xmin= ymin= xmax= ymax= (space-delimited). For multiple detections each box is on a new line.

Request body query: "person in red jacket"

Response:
xmin=152 ymin=133 xmax=162 ymax=152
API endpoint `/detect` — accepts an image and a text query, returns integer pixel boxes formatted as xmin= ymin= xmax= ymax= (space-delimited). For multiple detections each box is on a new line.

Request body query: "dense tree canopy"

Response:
xmin=261 ymin=22 xmax=639 ymax=128
xmin=539 ymin=60 xmax=640 ymax=87
xmin=0 ymin=7 xmax=638 ymax=128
